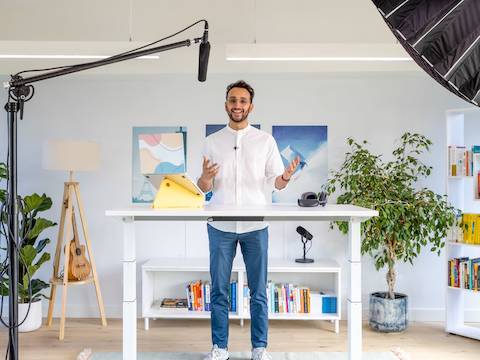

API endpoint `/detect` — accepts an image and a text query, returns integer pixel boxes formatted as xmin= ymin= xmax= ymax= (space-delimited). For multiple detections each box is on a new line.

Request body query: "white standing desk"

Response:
xmin=105 ymin=204 xmax=378 ymax=360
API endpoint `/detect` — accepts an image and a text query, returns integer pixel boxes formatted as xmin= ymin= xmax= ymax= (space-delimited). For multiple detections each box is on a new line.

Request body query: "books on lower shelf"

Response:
xmin=243 ymin=282 xmax=337 ymax=315
xmin=185 ymin=280 xmax=237 ymax=312
xmin=152 ymin=298 xmax=189 ymax=312
xmin=160 ymin=298 xmax=188 ymax=308
xmin=448 ymin=257 xmax=480 ymax=290
xmin=152 ymin=279 xmax=338 ymax=316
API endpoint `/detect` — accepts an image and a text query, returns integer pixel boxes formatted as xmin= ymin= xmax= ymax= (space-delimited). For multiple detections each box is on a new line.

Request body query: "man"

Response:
xmin=198 ymin=80 xmax=299 ymax=360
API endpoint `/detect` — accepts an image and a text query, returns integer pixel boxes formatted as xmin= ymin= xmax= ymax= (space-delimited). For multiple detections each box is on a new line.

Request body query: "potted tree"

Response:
xmin=0 ymin=162 xmax=56 ymax=332
xmin=325 ymin=133 xmax=456 ymax=332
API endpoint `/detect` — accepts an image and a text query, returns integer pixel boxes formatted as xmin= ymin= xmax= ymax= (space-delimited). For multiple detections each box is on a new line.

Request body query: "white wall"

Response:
xmin=0 ymin=71 xmax=474 ymax=321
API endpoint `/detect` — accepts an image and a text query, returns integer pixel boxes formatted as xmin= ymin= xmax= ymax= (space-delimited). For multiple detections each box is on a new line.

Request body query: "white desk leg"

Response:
xmin=348 ymin=219 xmax=362 ymax=360
xmin=123 ymin=217 xmax=136 ymax=360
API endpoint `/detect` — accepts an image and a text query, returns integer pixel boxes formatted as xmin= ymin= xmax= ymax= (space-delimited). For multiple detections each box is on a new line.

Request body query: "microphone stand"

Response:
xmin=3 ymin=33 xmax=204 ymax=360
xmin=295 ymin=235 xmax=314 ymax=263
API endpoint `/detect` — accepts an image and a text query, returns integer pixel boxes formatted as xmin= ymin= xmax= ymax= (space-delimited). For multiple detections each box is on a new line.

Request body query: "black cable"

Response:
xmin=305 ymin=238 xmax=312 ymax=256
xmin=0 ymin=200 xmax=33 ymax=329
xmin=97 ymin=19 xmax=207 ymax=61
xmin=0 ymin=112 xmax=12 ymax=360
xmin=13 ymin=19 xmax=207 ymax=78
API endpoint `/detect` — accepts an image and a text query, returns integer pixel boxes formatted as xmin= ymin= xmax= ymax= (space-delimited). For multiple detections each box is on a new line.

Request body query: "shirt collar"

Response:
xmin=226 ymin=123 xmax=251 ymax=135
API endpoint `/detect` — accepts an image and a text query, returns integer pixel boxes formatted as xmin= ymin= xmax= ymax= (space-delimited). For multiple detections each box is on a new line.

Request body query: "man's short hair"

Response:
xmin=226 ymin=80 xmax=254 ymax=102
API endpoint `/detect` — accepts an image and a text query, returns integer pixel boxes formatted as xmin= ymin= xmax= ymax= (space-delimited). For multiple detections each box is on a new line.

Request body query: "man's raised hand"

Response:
xmin=201 ymin=156 xmax=219 ymax=181
xmin=283 ymin=156 xmax=300 ymax=180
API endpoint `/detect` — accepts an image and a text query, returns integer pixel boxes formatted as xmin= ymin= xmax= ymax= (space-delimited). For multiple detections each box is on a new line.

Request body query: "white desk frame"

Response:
xmin=106 ymin=204 xmax=378 ymax=360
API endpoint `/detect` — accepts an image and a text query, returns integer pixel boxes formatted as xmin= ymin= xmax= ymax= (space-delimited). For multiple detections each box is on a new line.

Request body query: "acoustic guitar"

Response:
xmin=68 ymin=209 xmax=91 ymax=281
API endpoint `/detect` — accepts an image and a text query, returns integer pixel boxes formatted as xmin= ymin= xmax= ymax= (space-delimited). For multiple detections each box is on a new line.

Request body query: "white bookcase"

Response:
xmin=445 ymin=109 xmax=480 ymax=340
xmin=141 ymin=257 xmax=341 ymax=333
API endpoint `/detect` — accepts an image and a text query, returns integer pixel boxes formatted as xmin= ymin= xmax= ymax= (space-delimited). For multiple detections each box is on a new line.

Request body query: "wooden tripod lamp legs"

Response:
xmin=74 ymin=183 xmax=107 ymax=326
xmin=46 ymin=182 xmax=107 ymax=340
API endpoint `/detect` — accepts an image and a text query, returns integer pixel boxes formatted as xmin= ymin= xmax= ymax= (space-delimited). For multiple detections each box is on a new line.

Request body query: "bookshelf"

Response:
xmin=445 ymin=109 xmax=480 ymax=341
xmin=141 ymin=257 xmax=341 ymax=333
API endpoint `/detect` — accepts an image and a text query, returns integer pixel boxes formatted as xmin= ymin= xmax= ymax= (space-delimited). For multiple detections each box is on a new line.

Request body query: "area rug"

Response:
xmin=85 ymin=351 xmax=401 ymax=360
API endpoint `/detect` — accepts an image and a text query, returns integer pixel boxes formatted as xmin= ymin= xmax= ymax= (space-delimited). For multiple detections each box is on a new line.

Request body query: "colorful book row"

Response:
xmin=185 ymin=280 xmax=237 ymax=312
xmin=243 ymin=282 xmax=337 ymax=315
xmin=158 ymin=282 xmax=337 ymax=316
xmin=447 ymin=145 xmax=479 ymax=177
xmin=448 ymin=257 xmax=480 ymax=290
xmin=271 ymin=282 xmax=310 ymax=314
xmin=245 ymin=282 xmax=312 ymax=314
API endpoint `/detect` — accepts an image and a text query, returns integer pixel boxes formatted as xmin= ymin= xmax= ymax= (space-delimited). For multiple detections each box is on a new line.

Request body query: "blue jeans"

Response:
xmin=207 ymin=224 xmax=269 ymax=349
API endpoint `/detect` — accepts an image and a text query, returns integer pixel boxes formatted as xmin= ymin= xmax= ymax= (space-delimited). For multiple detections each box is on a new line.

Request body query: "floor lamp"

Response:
xmin=42 ymin=139 xmax=107 ymax=340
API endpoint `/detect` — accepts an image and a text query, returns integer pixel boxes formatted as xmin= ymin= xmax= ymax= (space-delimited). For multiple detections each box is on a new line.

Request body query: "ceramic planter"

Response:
xmin=18 ymin=299 xmax=42 ymax=332
xmin=369 ymin=292 xmax=408 ymax=332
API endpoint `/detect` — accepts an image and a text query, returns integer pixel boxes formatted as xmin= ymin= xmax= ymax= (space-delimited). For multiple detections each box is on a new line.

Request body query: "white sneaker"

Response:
xmin=203 ymin=345 xmax=229 ymax=360
xmin=251 ymin=347 xmax=272 ymax=360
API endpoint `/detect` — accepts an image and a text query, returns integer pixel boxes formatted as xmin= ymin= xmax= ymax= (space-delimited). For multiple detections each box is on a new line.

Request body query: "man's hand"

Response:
xmin=197 ymin=156 xmax=219 ymax=193
xmin=201 ymin=156 xmax=219 ymax=181
xmin=282 ymin=156 xmax=300 ymax=181
xmin=275 ymin=156 xmax=300 ymax=190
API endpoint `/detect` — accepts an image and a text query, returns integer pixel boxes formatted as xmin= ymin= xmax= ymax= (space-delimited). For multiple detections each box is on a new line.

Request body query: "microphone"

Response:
xmin=296 ymin=226 xmax=313 ymax=240
xmin=198 ymin=22 xmax=210 ymax=82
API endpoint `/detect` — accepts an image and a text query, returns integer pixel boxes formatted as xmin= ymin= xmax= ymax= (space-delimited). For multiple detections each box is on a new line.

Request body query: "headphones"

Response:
xmin=297 ymin=191 xmax=327 ymax=207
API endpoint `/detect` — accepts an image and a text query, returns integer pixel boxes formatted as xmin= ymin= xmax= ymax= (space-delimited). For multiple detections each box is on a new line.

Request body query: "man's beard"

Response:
xmin=227 ymin=110 xmax=248 ymax=123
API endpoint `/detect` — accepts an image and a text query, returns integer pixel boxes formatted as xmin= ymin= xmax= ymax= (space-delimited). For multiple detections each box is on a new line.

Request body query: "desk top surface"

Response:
xmin=105 ymin=204 xmax=378 ymax=220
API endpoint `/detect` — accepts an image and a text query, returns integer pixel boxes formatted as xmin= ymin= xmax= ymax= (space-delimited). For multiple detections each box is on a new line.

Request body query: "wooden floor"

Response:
xmin=0 ymin=319 xmax=479 ymax=360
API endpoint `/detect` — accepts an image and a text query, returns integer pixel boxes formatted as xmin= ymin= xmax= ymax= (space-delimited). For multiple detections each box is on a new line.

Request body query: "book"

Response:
xmin=154 ymin=298 xmax=189 ymax=310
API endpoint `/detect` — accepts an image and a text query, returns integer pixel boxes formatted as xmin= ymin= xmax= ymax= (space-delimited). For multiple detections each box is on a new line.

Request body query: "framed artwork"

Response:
xmin=132 ymin=126 xmax=187 ymax=203
xmin=272 ymin=125 xmax=328 ymax=203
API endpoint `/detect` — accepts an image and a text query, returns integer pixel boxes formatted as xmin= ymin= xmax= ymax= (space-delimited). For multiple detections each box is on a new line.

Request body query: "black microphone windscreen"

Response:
xmin=198 ymin=41 xmax=210 ymax=82
xmin=296 ymin=226 xmax=313 ymax=240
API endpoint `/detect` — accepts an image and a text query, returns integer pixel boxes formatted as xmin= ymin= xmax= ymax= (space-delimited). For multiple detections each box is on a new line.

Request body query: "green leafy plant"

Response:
xmin=325 ymin=133 xmax=457 ymax=299
xmin=0 ymin=162 xmax=56 ymax=303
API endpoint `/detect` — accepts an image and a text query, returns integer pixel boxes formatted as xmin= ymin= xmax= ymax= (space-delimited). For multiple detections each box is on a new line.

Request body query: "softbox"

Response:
xmin=372 ymin=0 xmax=480 ymax=106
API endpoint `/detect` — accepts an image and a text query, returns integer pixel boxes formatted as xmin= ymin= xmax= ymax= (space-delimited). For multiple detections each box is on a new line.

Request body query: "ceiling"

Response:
xmin=0 ymin=0 xmax=419 ymax=76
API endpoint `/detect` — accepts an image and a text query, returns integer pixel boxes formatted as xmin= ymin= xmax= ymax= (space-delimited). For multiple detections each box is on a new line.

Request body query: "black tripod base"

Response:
xmin=295 ymin=258 xmax=314 ymax=263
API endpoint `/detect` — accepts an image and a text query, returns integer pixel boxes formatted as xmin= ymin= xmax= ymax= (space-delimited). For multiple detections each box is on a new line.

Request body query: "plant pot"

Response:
xmin=369 ymin=292 xmax=408 ymax=332
xmin=18 ymin=299 xmax=42 ymax=332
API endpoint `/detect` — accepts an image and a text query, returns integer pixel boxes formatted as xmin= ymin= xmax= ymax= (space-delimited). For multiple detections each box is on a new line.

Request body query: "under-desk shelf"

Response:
xmin=141 ymin=257 xmax=341 ymax=333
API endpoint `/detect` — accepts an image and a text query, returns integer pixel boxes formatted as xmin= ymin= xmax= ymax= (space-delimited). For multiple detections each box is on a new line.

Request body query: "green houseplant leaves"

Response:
xmin=0 ymin=163 xmax=57 ymax=303
xmin=325 ymin=133 xmax=457 ymax=299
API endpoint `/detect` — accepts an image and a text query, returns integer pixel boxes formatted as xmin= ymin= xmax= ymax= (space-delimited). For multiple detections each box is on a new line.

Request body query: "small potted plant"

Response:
xmin=0 ymin=162 xmax=56 ymax=332
xmin=325 ymin=133 xmax=456 ymax=332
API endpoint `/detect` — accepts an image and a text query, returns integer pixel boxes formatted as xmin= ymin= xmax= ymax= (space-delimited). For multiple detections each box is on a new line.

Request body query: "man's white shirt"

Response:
xmin=202 ymin=124 xmax=286 ymax=234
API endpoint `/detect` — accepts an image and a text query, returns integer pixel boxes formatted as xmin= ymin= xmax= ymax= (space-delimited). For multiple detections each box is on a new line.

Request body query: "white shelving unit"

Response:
xmin=445 ymin=109 xmax=480 ymax=340
xmin=142 ymin=257 xmax=341 ymax=333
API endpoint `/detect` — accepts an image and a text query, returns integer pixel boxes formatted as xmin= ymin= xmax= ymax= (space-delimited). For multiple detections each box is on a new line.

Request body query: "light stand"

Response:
xmin=5 ymin=101 xmax=19 ymax=360
xmin=2 ymin=21 xmax=208 ymax=360
xmin=295 ymin=235 xmax=314 ymax=263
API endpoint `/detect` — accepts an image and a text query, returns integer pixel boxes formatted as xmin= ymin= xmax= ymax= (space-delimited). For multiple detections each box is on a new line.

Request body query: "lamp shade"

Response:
xmin=42 ymin=139 xmax=100 ymax=172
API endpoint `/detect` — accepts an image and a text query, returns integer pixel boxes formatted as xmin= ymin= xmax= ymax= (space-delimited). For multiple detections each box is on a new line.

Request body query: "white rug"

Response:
xmin=86 ymin=352 xmax=400 ymax=360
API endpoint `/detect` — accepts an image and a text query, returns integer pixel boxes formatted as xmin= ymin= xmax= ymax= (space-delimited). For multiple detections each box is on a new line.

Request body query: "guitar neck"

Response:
xmin=72 ymin=209 xmax=81 ymax=248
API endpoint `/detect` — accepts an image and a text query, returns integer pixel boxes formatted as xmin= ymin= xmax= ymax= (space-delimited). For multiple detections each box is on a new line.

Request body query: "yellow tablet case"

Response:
xmin=152 ymin=174 xmax=204 ymax=209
